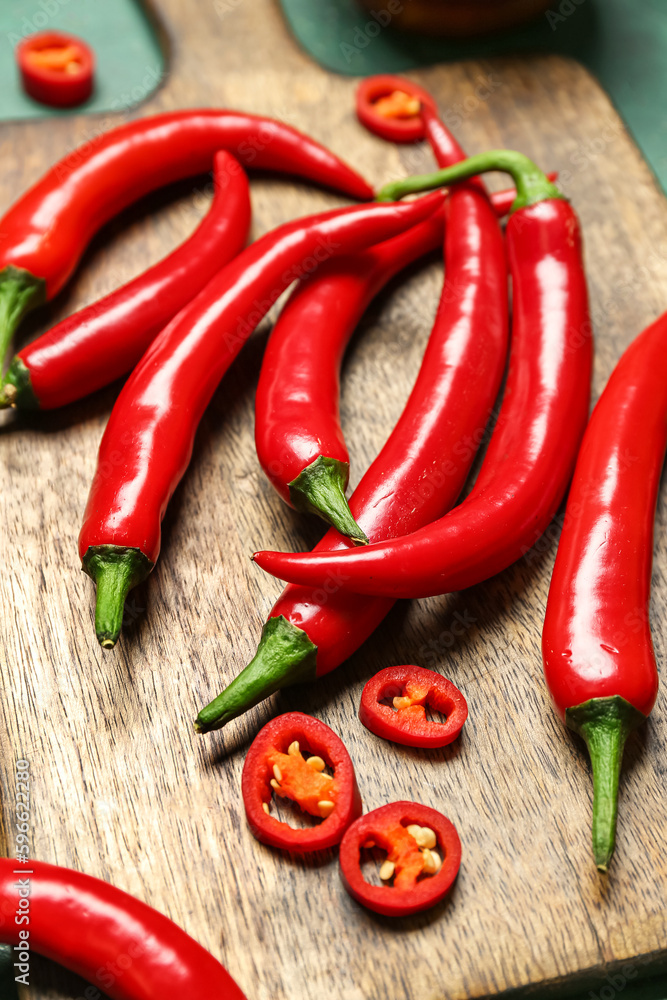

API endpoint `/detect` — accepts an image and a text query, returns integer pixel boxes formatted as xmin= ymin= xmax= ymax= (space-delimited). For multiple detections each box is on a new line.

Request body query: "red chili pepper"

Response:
xmin=542 ymin=311 xmax=666 ymax=871
xmin=0 ymin=857 xmax=248 ymax=999
xmin=356 ymin=75 xmax=438 ymax=143
xmin=242 ymin=711 xmax=362 ymax=852
xmin=359 ymin=665 xmax=468 ymax=748
xmin=0 ymin=109 xmax=373 ymax=368
xmin=339 ymin=802 xmax=461 ymax=916
xmin=255 ymin=208 xmax=444 ymax=545
xmin=16 ymin=32 xmax=95 ymax=108
xmin=252 ymin=153 xmax=592 ymax=600
xmin=196 ymin=119 xmax=508 ymax=733
xmin=0 ymin=151 xmax=250 ymax=411
xmin=79 ymin=192 xmax=443 ymax=649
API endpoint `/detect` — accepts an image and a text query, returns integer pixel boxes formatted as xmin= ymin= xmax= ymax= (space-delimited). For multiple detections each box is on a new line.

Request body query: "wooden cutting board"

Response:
xmin=0 ymin=1 xmax=666 ymax=998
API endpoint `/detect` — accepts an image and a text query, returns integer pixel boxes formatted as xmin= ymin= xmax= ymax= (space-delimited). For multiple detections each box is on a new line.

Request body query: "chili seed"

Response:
xmin=273 ymin=764 xmax=282 ymax=782
xmin=262 ymin=803 xmax=270 ymax=815
xmin=363 ymin=840 xmax=376 ymax=849
xmin=393 ymin=696 xmax=412 ymax=711
xmin=420 ymin=826 xmax=437 ymax=850
xmin=307 ymin=755 xmax=326 ymax=771
xmin=421 ymin=849 xmax=437 ymax=875
xmin=318 ymin=799 xmax=335 ymax=818
xmin=379 ymin=860 xmax=395 ymax=881
xmin=406 ymin=824 xmax=424 ymax=843
xmin=287 ymin=741 xmax=300 ymax=756
xmin=270 ymin=778 xmax=281 ymax=790
xmin=430 ymin=850 xmax=442 ymax=873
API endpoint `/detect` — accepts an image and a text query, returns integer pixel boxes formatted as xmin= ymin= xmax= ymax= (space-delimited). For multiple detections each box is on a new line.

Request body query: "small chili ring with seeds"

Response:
xmin=359 ymin=665 xmax=468 ymax=748
xmin=17 ymin=32 xmax=94 ymax=108
xmin=355 ymin=74 xmax=438 ymax=143
xmin=241 ymin=712 xmax=362 ymax=853
xmin=339 ymin=801 xmax=461 ymax=916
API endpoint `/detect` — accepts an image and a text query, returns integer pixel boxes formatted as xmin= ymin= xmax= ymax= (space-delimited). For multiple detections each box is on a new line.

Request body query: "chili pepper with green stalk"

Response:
xmin=251 ymin=152 xmax=592 ymax=601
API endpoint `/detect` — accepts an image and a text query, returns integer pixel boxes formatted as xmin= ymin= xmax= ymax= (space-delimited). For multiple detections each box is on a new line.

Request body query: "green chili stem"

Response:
xmin=377 ymin=150 xmax=563 ymax=213
xmin=82 ymin=546 xmax=153 ymax=649
xmin=194 ymin=615 xmax=318 ymax=733
xmin=0 ymin=267 xmax=46 ymax=405
xmin=289 ymin=456 xmax=368 ymax=545
xmin=566 ymin=696 xmax=646 ymax=871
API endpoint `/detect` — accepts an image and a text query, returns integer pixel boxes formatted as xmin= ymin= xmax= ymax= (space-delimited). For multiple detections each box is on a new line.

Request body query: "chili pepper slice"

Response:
xmin=255 ymin=207 xmax=444 ymax=545
xmin=356 ymin=75 xmax=438 ymax=143
xmin=196 ymin=109 xmax=508 ymax=733
xmin=339 ymin=802 xmax=461 ymax=916
xmin=79 ymin=192 xmax=443 ymax=649
xmin=359 ymin=665 xmax=467 ymax=748
xmin=0 ymin=151 xmax=250 ymax=411
xmin=0 ymin=109 xmax=373 ymax=369
xmin=252 ymin=153 xmax=592 ymax=600
xmin=542 ymin=310 xmax=666 ymax=871
xmin=16 ymin=31 xmax=94 ymax=108
xmin=242 ymin=711 xmax=362 ymax=852
xmin=0 ymin=857 xmax=248 ymax=999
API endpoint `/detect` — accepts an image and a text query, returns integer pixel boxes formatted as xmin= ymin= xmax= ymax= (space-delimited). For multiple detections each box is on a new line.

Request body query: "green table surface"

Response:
xmin=0 ymin=0 xmax=163 ymax=120
xmin=281 ymin=0 xmax=667 ymax=194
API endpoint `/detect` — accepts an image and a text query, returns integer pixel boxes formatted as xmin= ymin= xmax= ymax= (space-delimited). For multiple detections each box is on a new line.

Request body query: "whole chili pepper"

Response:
xmin=0 ymin=108 xmax=373 ymax=366
xmin=242 ymin=711 xmax=362 ymax=852
xmin=79 ymin=192 xmax=443 ymax=649
xmin=359 ymin=665 xmax=468 ymax=748
xmin=252 ymin=153 xmax=592 ymax=599
xmin=0 ymin=150 xmax=251 ymax=411
xmin=195 ymin=116 xmax=508 ymax=733
xmin=0 ymin=858 xmax=248 ymax=999
xmin=339 ymin=801 xmax=461 ymax=916
xmin=255 ymin=168 xmax=549 ymax=544
xmin=255 ymin=209 xmax=444 ymax=545
xmin=542 ymin=311 xmax=666 ymax=871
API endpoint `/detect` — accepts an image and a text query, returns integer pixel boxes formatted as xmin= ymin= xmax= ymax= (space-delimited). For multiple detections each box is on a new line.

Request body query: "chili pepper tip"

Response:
xmin=566 ymin=696 xmax=646 ymax=871
xmin=195 ymin=616 xmax=318 ymax=733
xmin=81 ymin=545 xmax=153 ymax=648
xmin=288 ymin=456 xmax=368 ymax=545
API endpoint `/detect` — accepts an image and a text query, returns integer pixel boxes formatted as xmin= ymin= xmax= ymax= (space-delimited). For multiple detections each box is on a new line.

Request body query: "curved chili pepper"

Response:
xmin=355 ymin=75 xmax=438 ymax=143
xmin=79 ymin=192 xmax=443 ymax=649
xmin=255 ymin=164 xmax=552 ymax=545
xmin=0 ymin=108 xmax=373 ymax=367
xmin=255 ymin=209 xmax=444 ymax=545
xmin=196 ymin=116 xmax=508 ymax=733
xmin=16 ymin=31 xmax=95 ymax=108
xmin=252 ymin=153 xmax=592 ymax=599
xmin=339 ymin=801 xmax=461 ymax=916
xmin=0 ymin=151 xmax=250 ymax=411
xmin=359 ymin=665 xmax=468 ymax=748
xmin=542 ymin=311 xmax=666 ymax=871
xmin=242 ymin=711 xmax=362 ymax=852
xmin=0 ymin=857 xmax=247 ymax=999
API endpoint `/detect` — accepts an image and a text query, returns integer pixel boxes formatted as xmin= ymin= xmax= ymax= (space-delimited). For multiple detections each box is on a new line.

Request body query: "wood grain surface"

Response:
xmin=0 ymin=1 xmax=666 ymax=998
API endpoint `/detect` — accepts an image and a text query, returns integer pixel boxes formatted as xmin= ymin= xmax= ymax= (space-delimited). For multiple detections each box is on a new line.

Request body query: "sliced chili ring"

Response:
xmin=339 ymin=801 xmax=461 ymax=916
xmin=16 ymin=32 xmax=94 ymax=108
xmin=356 ymin=75 xmax=438 ymax=143
xmin=359 ymin=665 xmax=468 ymax=748
xmin=241 ymin=711 xmax=362 ymax=853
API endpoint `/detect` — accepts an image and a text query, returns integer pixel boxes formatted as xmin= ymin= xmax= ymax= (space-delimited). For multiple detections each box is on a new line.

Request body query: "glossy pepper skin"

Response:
xmin=79 ymin=192 xmax=444 ymax=649
xmin=254 ymin=172 xmax=545 ymax=545
xmin=0 ymin=151 xmax=251 ymax=411
xmin=339 ymin=802 xmax=461 ymax=917
xmin=255 ymin=208 xmax=444 ymax=545
xmin=543 ymin=311 xmax=666 ymax=871
xmin=196 ymin=114 xmax=508 ymax=733
xmin=253 ymin=155 xmax=593 ymax=599
xmin=359 ymin=664 xmax=468 ymax=748
xmin=0 ymin=108 xmax=373 ymax=365
xmin=0 ymin=858 xmax=248 ymax=1000
xmin=242 ymin=711 xmax=362 ymax=852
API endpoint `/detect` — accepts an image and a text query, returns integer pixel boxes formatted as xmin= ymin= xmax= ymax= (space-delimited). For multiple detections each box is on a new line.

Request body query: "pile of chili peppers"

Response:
xmin=1 ymin=72 xmax=664 ymax=987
